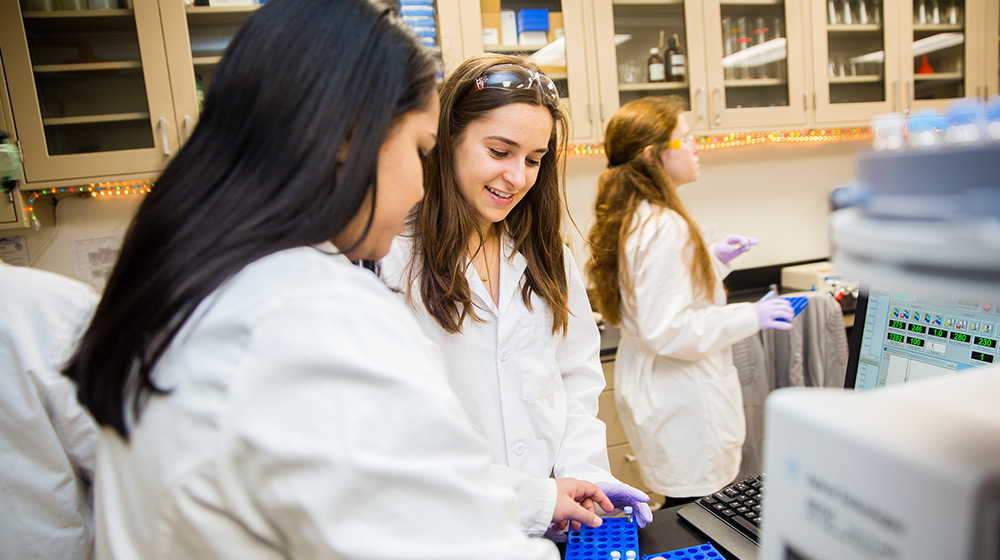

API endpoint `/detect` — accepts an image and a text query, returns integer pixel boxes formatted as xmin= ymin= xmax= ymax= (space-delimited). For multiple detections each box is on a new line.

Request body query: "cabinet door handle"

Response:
xmin=183 ymin=115 xmax=192 ymax=141
xmin=712 ymin=87 xmax=723 ymax=126
xmin=904 ymin=81 xmax=912 ymax=115
xmin=159 ymin=117 xmax=171 ymax=157
xmin=696 ymin=87 xmax=706 ymax=122
xmin=892 ymin=80 xmax=898 ymax=113
xmin=625 ymin=454 xmax=637 ymax=462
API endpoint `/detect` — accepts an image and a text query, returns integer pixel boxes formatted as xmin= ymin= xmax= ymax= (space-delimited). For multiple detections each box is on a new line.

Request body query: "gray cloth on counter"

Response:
xmin=734 ymin=291 xmax=849 ymax=480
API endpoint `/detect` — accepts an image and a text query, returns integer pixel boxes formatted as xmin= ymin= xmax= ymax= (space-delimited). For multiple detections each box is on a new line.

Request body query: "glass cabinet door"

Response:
xmin=907 ymin=0 xmax=969 ymax=112
xmin=474 ymin=0 xmax=598 ymax=141
xmin=609 ymin=1 xmax=691 ymax=111
xmin=704 ymin=0 xmax=807 ymax=129
xmin=0 ymin=1 xmax=177 ymax=183
xmin=812 ymin=0 xmax=902 ymax=123
xmin=159 ymin=3 xmax=260 ymax=146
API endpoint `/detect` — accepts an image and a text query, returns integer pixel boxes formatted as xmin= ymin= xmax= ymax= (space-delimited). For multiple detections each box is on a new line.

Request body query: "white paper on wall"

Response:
xmin=71 ymin=234 xmax=122 ymax=292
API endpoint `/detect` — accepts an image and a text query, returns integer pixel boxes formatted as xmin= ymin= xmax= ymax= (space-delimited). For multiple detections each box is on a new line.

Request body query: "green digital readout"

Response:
xmin=908 ymin=323 xmax=926 ymax=334
xmin=888 ymin=319 xmax=906 ymax=330
xmin=974 ymin=337 xmax=997 ymax=349
xmin=887 ymin=332 xmax=905 ymax=343
xmin=971 ymin=351 xmax=995 ymax=364
xmin=906 ymin=336 xmax=924 ymax=348
xmin=928 ymin=328 xmax=947 ymax=338
xmin=950 ymin=331 xmax=970 ymax=343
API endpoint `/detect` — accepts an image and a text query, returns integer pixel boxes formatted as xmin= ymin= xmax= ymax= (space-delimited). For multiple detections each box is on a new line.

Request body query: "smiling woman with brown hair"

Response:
xmin=380 ymin=53 xmax=651 ymax=539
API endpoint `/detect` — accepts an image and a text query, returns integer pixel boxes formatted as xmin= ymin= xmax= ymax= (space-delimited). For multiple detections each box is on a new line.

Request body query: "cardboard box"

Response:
xmin=547 ymin=12 xmax=563 ymax=43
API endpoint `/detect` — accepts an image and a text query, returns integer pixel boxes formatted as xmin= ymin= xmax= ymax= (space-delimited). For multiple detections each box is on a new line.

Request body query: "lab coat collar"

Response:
xmin=310 ymin=241 xmax=355 ymax=265
xmin=464 ymin=235 xmax=528 ymax=318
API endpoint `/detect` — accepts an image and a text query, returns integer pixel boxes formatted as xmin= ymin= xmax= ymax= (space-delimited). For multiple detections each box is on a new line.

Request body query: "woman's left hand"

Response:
xmin=595 ymin=481 xmax=654 ymax=528
xmin=712 ymin=235 xmax=758 ymax=265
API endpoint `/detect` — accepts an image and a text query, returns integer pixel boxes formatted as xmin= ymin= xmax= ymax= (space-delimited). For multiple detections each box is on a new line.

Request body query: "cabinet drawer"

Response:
xmin=607 ymin=442 xmax=649 ymax=495
xmin=598 ymin=389 xmax=627 ymax=447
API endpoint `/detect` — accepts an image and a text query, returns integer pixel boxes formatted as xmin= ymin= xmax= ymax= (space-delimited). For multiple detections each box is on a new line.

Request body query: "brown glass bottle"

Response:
xmin=647 ymin=47 xmax=666 ymax=82
xmin=666 ymin=34 xmax=686 ymax=82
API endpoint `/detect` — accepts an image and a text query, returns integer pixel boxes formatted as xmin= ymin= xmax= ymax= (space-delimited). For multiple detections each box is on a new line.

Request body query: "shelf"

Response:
xmin=720 ymin=0 xmax=783 ymax=5
xmin=484 ymin=44 xmax=544 ymax=54
xmin=192 ymin=56 xmax=222 ymax=67
xmin=914 ymin=72 xmax=963 ymax=81
xmin=826 ymin=24 xmax=882 ymax=33
xmin=185 ymin=5 xmax=260 ymax=14
xmin=22 ymin=9 xmax=133 ymax=18
xmin=724 ymin=78 xmax=786 ymax=87
xmin=612 ymin=0 xmax=683 ymax=5
xmin=829 ymin=75 xmax=883 ymax=84
xmin=618 ymin=81 xmax=687 ymax=92
xmin=33 ymin=61 xmax=142 ymax=73
xmin=42 ymin=112 xmax=149 ymax=126
xmin=913 ymin=23 xmax=964 ymax=32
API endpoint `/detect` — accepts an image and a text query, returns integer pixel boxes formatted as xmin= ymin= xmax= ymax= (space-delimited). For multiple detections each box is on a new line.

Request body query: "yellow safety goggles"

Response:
xmin=666 ymin=134 xmax=697 ymax=150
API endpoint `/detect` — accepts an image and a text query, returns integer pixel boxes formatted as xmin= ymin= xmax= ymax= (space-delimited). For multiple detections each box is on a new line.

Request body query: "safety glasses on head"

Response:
xmin=474 ymin=64 xmax=559 ymax=104
xmin=666 ymin=133 xmax=697 ymax=151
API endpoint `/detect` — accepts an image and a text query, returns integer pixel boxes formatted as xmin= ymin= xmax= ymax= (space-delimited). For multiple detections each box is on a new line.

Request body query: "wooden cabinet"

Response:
xmin=0 ymin=3 xmax=179 ymax=185
xmin=811 ymin=0 xmax=995 ymax=124
xmin=0 ymin=3 xmax=264 ymax=189
xmin=593 ymin=0 xmax=810 ymax=135
xmin=440 ymin=1 xmax=606 ymax=142
xmin=581 ymin=0 xmax=998 ymax=137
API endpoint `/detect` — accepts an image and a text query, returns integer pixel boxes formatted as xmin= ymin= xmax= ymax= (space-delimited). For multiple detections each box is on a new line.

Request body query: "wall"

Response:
xmin=562 ymin=139 xmax=865 ymax=278
xmin=12 ymin=140 xmax=865 ymax=287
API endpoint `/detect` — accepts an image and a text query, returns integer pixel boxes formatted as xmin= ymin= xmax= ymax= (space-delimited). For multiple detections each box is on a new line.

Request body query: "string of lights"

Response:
xmin=568 ymin=126 xmax=872 ymax=156
xmin=23 ymin=180 xmax=154 ymax=227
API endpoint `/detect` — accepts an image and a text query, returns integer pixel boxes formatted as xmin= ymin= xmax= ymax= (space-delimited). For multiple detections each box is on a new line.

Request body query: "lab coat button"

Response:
xmin=514 ymin=442 xmax=526 ymax=456
xmin=500 ymin=349 xmax=510 ymax=361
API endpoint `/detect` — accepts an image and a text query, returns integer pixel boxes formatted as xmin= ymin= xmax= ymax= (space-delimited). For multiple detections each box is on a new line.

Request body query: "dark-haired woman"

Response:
xmin=587 ymin=96 xmax=793 ymax=504
xmin=64 ymin=2 xmax=565 ymax=558
xmin=380 ymin=54 xmax=652 ymax=537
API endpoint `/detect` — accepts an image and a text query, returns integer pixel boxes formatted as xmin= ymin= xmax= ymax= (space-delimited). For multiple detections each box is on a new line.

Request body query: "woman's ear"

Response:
xmin=643 ymin=144 xmax=657 ymax=163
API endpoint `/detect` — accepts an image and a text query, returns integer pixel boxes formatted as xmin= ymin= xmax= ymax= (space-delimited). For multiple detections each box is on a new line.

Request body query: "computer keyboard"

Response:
xmin=694 ymin=474 xmax=765 ymax=543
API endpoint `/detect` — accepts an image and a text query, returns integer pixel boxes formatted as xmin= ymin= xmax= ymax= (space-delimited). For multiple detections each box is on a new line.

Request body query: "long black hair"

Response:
xmin=65 ymin=0 xmax=439 ymax=438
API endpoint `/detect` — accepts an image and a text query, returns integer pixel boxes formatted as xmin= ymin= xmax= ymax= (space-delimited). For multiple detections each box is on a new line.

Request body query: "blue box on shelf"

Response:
xmin=565 ymin=516 xmax=639 ymax=560
xmin=516 ymin=8 xmax=549 ymax=32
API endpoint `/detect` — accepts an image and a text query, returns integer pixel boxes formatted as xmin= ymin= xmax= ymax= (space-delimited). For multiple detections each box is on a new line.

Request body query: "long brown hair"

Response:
xmin=404 ymin=54 xmax=571 ymax=334
xmin=587 ymin=96 xmax=716 ymax=326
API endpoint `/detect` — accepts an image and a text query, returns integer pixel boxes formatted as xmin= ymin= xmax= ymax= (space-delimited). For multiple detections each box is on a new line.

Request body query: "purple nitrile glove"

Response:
xmin=712 ymin=235 xmax=758 ymax=265
xmin=753 ymin=298 xmax=795 ymax=331
xmin=595 ymin=481 xmax=653 ymax=528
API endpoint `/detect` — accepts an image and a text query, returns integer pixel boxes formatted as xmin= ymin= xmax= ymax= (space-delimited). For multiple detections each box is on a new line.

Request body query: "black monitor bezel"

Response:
xmin=843 ymin=283 xmax=871 ymax=390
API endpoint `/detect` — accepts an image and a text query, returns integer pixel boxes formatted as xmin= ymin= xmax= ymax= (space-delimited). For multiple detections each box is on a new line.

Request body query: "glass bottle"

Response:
xmin=667 ymin=33 xmax=686 ymax=83
xmin=647 ymin=47 xmax=666 ymax=83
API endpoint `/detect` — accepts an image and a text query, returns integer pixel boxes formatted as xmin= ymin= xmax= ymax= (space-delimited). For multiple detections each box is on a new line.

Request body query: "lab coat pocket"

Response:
xmin=516 ymin=316 xmax=557 ymax=400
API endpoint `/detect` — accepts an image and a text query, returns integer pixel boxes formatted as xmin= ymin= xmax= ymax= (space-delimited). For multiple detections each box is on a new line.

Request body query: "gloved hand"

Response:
xmin=595 ymin=481 xmax=654 ymax=528
xmin=753 ymin=298 xmax=795 ymax=331
xmin=712 ymin=235 xmax=758 ymax=265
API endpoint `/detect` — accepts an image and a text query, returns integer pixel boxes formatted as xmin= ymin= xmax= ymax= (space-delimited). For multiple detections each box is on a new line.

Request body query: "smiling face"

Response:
xmin=333 ymin=91 xmax=439 ymax=261
xmin=452 ymin=102 xmax=554 ymax=227
xmin=658 ymin=113 xmax=700 ymax=187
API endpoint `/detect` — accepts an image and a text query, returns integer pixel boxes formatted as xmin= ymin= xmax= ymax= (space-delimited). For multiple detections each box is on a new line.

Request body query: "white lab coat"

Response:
xmin=614 ymin=202 xmax=759 ymax=497
xmin=94 ymin=244 xmax=558 ymax=560
xmin=381 ymin=235 xmax=617 ymax=535
xmin=0 ymin=263 xmax=98 ymax=560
